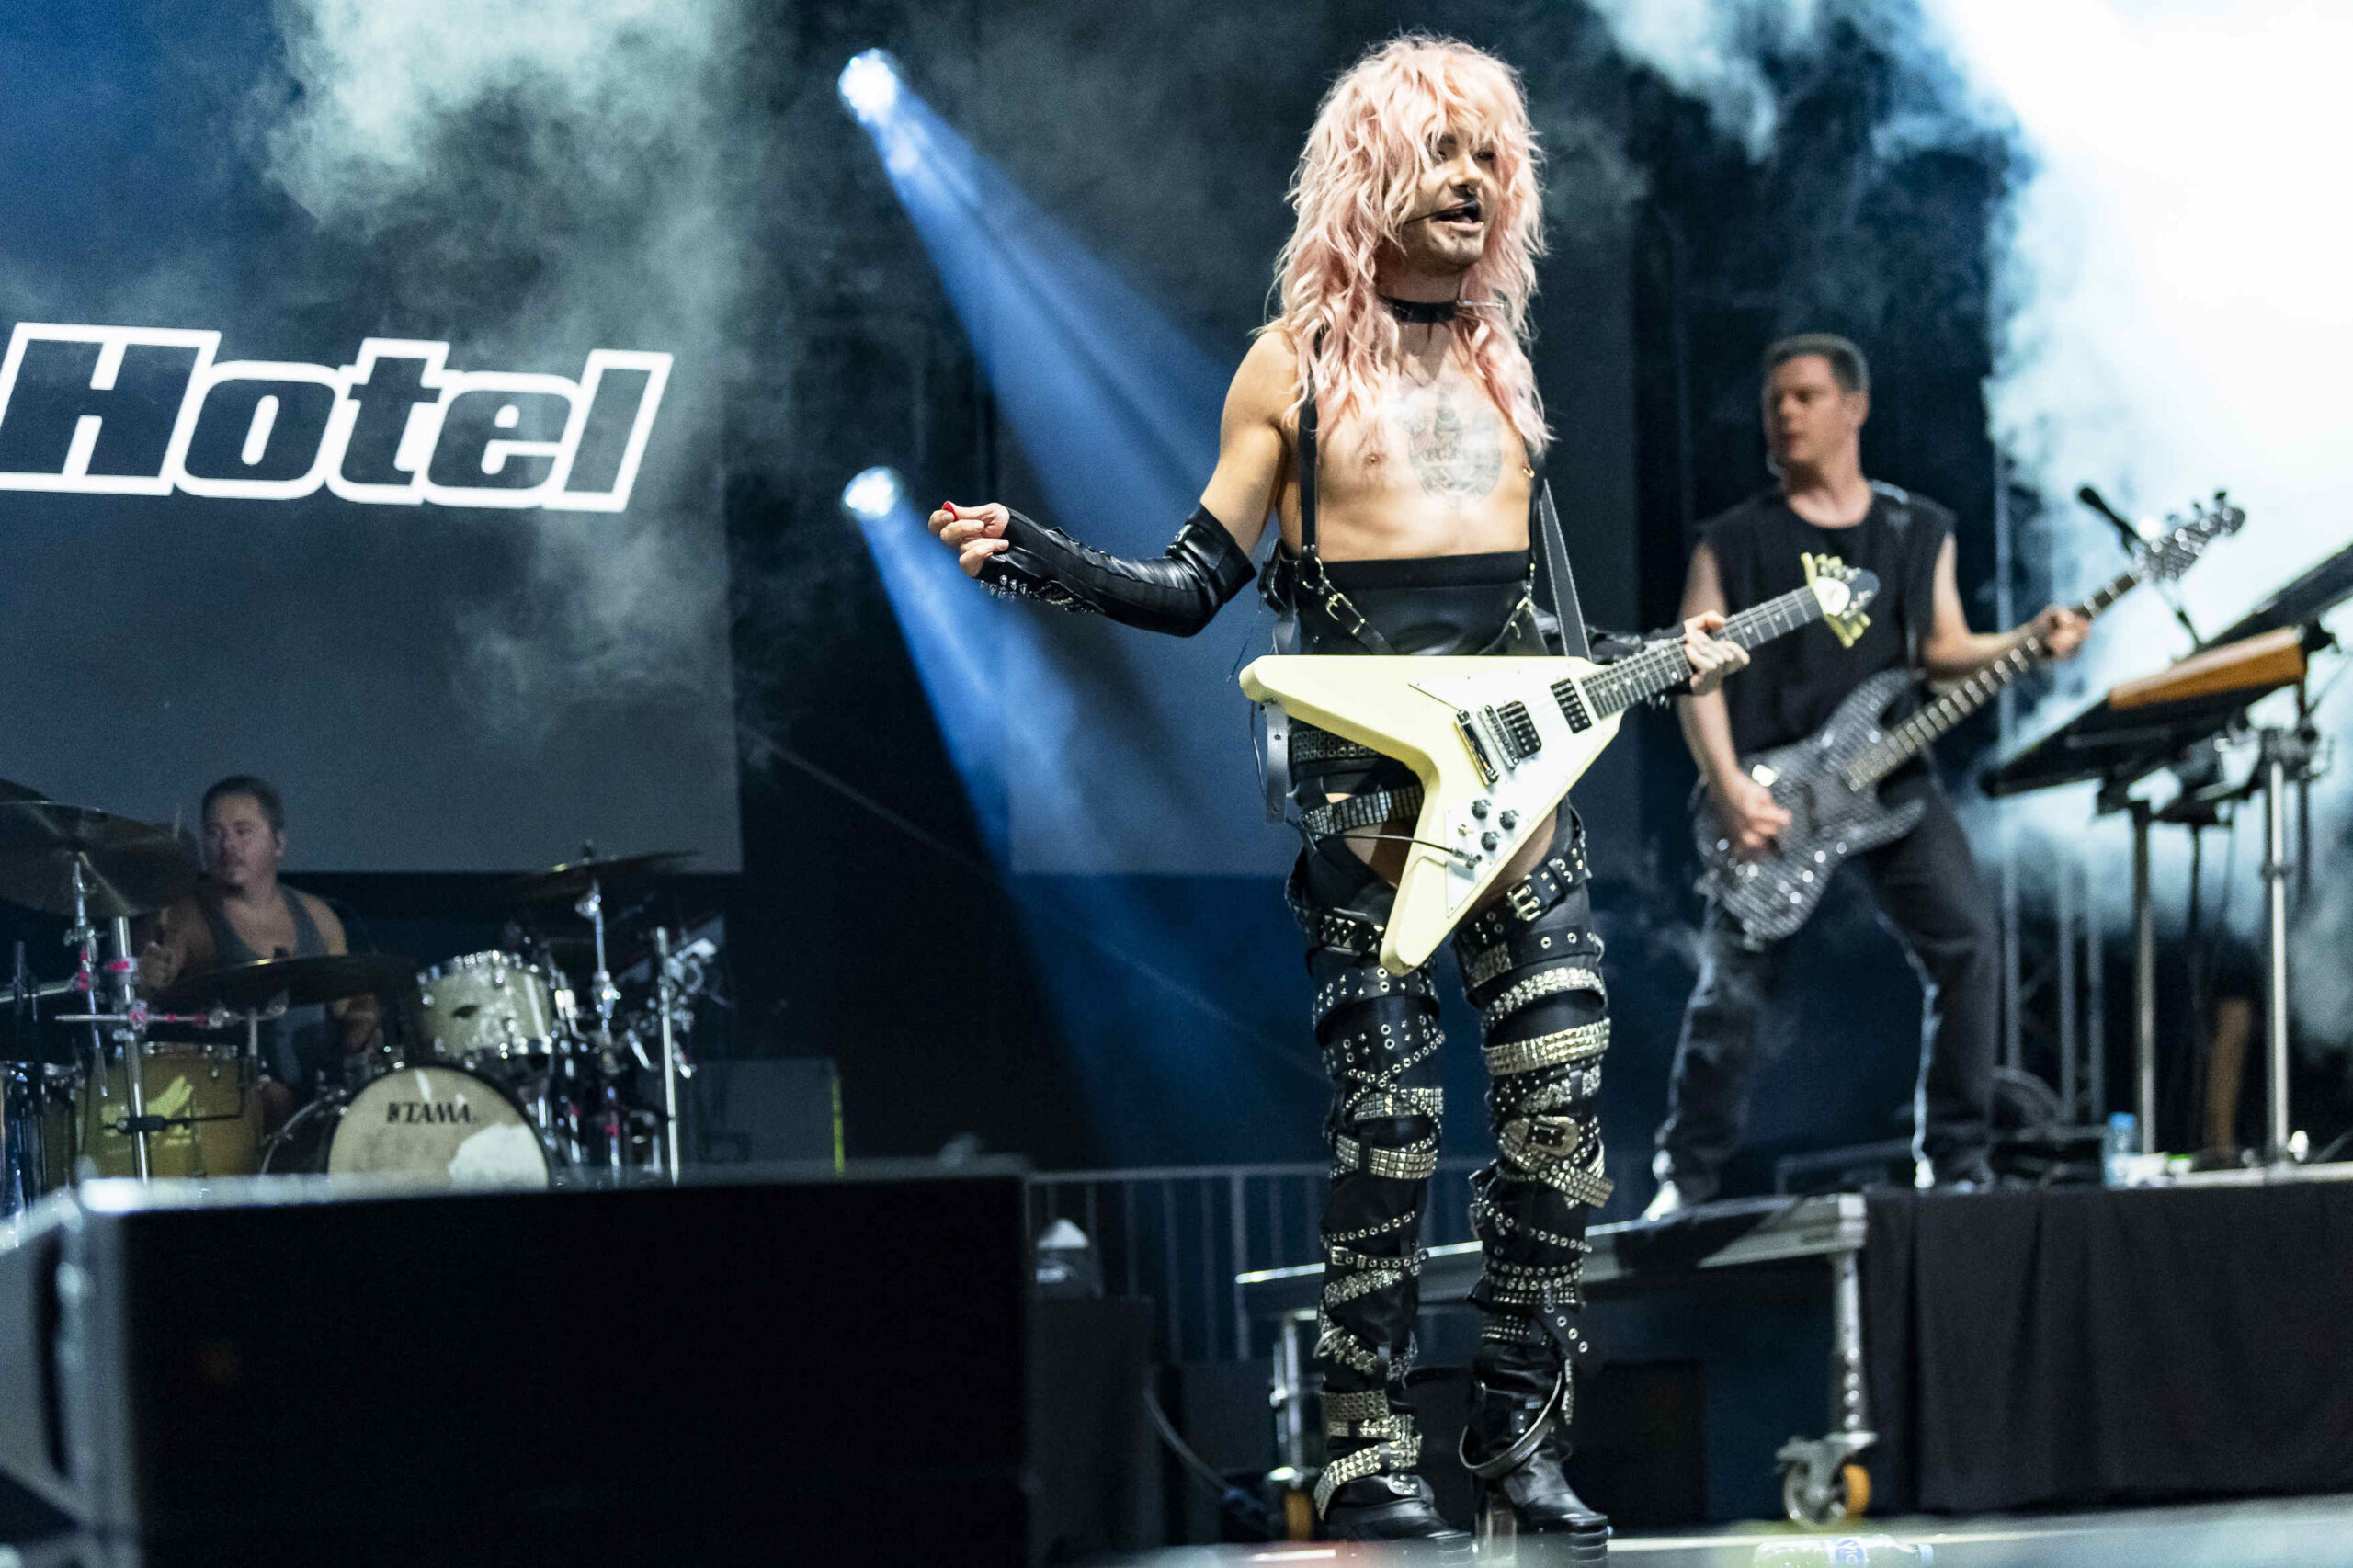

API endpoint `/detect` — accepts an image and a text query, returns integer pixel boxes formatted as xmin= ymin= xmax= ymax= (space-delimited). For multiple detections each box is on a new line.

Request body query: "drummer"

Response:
xmin=136 ymin=776 xmax=380 ymax=1123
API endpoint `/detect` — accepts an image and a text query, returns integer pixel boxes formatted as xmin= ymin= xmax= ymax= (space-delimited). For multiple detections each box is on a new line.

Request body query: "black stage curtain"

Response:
xmin=1864 ymin=1184 xmax=2353 ymax=1513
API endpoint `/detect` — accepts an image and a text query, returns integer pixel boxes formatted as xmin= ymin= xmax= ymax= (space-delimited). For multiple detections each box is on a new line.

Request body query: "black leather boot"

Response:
xmin=1463 ymin=1334 xmax=1609 ymax=1561
xmin=1321 ymin=1473 xmax=1472 ymax=1553
xmin=1317 ymin=1387 xmax=1472 ymax=1555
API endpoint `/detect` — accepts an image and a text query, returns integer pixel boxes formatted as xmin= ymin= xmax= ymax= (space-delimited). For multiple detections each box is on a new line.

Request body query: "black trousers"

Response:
xmin=1654 ymin=771 xmax=1998 ymax=1199
xmin=1291 ymin=808 xmax=1611 ymax=1410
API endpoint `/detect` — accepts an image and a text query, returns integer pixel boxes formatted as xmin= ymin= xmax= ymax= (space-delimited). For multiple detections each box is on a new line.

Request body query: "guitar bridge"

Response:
xmin=1453 ymin=710 xmax=1500 ymax=786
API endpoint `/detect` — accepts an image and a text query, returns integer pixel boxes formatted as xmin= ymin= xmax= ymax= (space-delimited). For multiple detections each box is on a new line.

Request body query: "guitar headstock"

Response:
xmin=1801 ymin=553 xmax=1881 ymax=649
xmin=2143 ymin=491 xmax=2246 ymax=582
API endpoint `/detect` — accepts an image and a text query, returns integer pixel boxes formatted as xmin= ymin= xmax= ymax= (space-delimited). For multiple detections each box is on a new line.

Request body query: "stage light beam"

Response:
xmin=841 ymin=464 xmax=904 ymax=524
xmin=837 ymin=51 xmax=901 ymax=125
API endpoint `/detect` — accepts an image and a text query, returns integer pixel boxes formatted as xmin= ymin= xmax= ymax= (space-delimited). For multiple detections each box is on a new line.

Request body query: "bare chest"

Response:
xmin=1295 ymin=362 xmax=1531 ymax=561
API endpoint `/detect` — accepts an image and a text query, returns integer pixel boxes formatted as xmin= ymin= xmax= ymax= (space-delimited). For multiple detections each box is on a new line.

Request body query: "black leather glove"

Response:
xmin=978 ymin=506 xmax=1255 ymax=637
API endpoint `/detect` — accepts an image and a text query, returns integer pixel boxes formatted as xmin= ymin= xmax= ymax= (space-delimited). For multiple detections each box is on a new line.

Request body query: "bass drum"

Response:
xmin=264 ymin=1063 xmax=551 ymax=1187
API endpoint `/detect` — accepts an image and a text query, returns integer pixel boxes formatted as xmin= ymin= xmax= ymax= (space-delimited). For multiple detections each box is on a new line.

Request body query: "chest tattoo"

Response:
xmin=1390 ymin=378 xmax=1504 ymax=504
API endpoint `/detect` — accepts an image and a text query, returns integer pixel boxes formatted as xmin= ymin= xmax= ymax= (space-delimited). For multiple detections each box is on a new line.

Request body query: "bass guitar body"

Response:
xmin=1692 ymin=668 xmax=1927 ymax=943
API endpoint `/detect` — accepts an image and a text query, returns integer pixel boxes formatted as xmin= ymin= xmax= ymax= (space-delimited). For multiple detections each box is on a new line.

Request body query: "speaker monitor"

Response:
xmin=0 ymin=1164 xmax=1027 ymax=1566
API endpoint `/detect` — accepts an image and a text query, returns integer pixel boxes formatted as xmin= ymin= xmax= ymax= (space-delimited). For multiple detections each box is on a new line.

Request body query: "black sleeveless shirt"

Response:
xmin=1704 ymin=483 xmax=1950 ymax=756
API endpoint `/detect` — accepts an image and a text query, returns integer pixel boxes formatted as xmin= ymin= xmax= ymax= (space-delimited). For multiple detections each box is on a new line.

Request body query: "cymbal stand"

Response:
xmin=574 ymin=872 xmax=627 ymax=1176
xmin=577 ymin=872 xmax=620 ymax=1047
xmin=655 ymin=927 xmax=682 ymax=1181
xmin=63 ymin=862 xmax=153 ymax=1177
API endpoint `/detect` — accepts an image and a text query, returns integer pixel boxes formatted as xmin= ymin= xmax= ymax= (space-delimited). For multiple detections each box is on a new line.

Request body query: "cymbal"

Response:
xmin=506 ymin=850 xmax=696 ymax=904
xmin=161 ymin=951 xmax=415 ymax=1010
xmin=0 ymin=779 xmax=47 ymax=804
xmin=0 ymin=801 xmax=195 ymax=919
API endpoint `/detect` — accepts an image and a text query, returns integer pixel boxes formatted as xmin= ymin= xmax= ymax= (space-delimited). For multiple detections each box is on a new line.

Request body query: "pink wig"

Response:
xmin=1269 ymin=35 xmax=1549 ymax=458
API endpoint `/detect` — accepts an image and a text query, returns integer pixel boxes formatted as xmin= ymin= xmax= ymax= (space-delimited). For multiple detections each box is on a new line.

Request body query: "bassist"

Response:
xmin=1645 ymin=335 xmax=2086 ymax=1217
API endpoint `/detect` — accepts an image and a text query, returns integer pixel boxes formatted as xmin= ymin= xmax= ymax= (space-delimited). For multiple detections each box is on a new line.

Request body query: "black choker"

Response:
xmin=1381 ymin=295 xmax=1460 ymax=325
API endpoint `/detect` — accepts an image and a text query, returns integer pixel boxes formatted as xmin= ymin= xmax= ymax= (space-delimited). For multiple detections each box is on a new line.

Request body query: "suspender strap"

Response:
xmin=1282 ymin=367 xmax=1394 ymax=654
xmin=1299 ymin=370 xmax=1321 ymax=556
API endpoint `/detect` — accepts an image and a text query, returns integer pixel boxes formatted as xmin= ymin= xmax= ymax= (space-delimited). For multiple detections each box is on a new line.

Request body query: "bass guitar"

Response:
xmin=1694 ymin=494 xmax=2245 ymax=942
xmin=1242 ymin=564 xmax=1877 ymax=974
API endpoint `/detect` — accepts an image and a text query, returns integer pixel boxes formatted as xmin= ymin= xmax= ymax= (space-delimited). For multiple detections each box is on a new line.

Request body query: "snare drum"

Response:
xmin=416 ymin=952 xmax=562 ymax=1064
xmin=77 ymin=1045 xmax=263 ymax=1179
xmin=263 ymin=1062 xmax=550 ymax=1187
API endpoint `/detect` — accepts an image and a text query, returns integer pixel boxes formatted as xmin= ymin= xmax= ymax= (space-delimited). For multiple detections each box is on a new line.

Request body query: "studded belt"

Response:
xmin=1482 ymin=1019 xmax=1611 ymax=1075
xmin=1332 ymin=1131 xmax=1440 ymax=1182
xmin=1479 ymin=964 xmax=1605 ymax=1029
xmin=1300 ymin=784 xmax=1424 ymax=843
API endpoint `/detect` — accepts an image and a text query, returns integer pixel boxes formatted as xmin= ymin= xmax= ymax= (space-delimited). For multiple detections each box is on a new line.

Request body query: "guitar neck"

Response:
xmin=1845 ymin=564 xmax=2140 ymax=789
xmin=1575 ymin=585 xmax=1827 ymax=722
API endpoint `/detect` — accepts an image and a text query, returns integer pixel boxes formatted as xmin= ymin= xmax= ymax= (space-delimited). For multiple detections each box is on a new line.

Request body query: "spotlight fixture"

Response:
xmin=837 ymin=50 xmax=902 ymax=124
xmin=840 ymin=465 xmax=904 ymax=524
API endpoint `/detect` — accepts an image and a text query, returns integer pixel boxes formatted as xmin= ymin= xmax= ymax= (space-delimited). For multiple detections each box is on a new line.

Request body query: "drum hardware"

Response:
xmin=504 ymin=848 xmax=697 ymax=907
xmin=505 ymin=846 xmax=695 ymax=1171
xmin=0 ymin=799 xmax=196 ymax=922
xmin=0 ymin=800 xmax=200 ymax=1176
xmin=647 ymin=926 xmax=714 ymax=1181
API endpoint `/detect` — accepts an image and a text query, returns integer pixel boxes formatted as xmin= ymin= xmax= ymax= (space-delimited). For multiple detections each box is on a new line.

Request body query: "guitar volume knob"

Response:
xmin=1471 ymin=800 xmax=1490 ymax=819
xmin=1498 ymin=810 xmax=1518 ymax=831
xmin=1480 ymin=832 xmax=1499 ymax=852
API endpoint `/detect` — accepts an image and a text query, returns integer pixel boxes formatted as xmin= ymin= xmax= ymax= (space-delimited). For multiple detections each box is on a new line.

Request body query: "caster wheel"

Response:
xmin=1781 ymin=1460 xmax=1869 ymax=1527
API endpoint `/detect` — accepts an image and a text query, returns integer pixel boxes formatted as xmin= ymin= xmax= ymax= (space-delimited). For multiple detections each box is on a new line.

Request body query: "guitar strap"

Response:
xmin=1869 ymin=479 xmax=1921 ymax=665
xmin=1530 ymin=454 xmax=1593 ymax=661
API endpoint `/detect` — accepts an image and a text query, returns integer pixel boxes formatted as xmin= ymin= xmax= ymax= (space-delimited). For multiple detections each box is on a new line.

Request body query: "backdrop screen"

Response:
xmin=0 ymin=8 xmax=740 ymax=873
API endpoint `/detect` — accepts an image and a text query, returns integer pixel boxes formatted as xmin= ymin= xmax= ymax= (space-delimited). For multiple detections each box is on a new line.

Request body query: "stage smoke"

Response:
xmin=1590 ymin=0 xmax=2353 ymax=1054
xmin=261 ymin=0 xmax=746 ymax=747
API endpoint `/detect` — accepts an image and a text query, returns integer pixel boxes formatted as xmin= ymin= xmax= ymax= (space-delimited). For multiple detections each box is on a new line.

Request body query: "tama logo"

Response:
xmin=385 ymin=1101 xmax=477 ymax=1125
xmin=0 ymin=323 xmax=670 ymax=512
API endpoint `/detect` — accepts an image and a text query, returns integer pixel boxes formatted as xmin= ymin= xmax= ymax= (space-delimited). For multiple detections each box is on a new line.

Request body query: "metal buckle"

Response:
xmin=1506 ymin=881 xmax=1542 ymax=923
xmin=1323 ymin=589 xmax=1369 ymax=638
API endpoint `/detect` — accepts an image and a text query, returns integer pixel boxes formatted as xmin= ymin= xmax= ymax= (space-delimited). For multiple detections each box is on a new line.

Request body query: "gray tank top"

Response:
xmin=197 ymin=885 xmax=328 ymax=965
xmin=197 ymin=885 xmax=331 ymax=1091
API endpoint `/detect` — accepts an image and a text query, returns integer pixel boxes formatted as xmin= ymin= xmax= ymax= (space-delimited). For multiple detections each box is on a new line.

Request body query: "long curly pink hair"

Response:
xmin=1268 ymin=35 xmax=1549 ymax=458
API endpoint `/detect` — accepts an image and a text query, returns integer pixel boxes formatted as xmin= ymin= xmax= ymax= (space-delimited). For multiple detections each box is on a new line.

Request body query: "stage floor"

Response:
xmin=1116 ymin=1494 xmax=2353 ymax=1566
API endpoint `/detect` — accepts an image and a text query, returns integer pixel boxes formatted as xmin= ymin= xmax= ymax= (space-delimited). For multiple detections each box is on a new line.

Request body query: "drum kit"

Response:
xmin=0 ymin=787 xmax=717 ymax=1213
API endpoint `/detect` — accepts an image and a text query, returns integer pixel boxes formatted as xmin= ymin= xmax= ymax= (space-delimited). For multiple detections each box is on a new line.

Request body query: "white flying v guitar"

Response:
xmin=1241 ymin=564 xmax=1877 ymax=974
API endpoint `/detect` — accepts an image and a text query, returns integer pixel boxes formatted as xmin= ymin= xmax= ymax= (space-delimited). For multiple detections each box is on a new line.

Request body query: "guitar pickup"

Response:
xmin=1453 ymin=710 xmax=1500 ymax=786
xmin=1552 ymin=678 xmax=1594 ymax=733
xmin=1493 ymin=701 xmax=1542 ymax=763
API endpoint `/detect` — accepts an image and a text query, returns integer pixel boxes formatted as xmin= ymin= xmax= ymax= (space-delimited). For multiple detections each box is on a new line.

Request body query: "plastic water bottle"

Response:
xmin=2103 ymin=1111 xmax=2139 ymax=1187
xmin=1753 ymin=1535 xmax=1932 ymax=1565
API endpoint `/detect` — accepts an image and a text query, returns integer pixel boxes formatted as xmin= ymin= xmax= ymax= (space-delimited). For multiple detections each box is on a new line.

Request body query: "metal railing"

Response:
xmin=1027 ymin=1158 xmax=1484 ymax=1364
